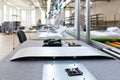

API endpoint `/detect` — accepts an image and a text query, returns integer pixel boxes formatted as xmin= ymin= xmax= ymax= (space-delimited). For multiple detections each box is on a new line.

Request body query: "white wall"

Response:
xmin=91 ymin=0 xmax=120 ymax=21
xmin=0 ymin=0 xmax=3 ymax=25
xmin=6 ymin=5 xmax=10 ymax=21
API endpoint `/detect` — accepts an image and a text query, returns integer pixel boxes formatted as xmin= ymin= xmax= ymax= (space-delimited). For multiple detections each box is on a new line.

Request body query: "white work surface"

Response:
xmin=29 ymin=27 xmax=75 ymax=40
xmin=38 ymin=32 xmax=48 ymax=38
xmin=42 ymin=62 xmax=97 ymax=80
xmin=10 ymin=46 xmax=110 ymax=60
xmin=29 ymin=31 xmax=64 ymax=39
xmin=38 ymin=32 xmax=63 ymax=38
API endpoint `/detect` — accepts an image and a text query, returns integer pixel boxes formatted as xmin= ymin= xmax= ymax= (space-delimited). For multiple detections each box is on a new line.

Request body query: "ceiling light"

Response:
xmin=36 ymin=2 xmax=39 ymax=7
xmin=31 ymin=5 xmax=35 ymax=9
xmin=16 ymin=7 xmax=20 ymax=10
xmin=6 ymin=2 xmax=15 ymax=6
xmin=90 ymin=1 xmax=92 ymax=4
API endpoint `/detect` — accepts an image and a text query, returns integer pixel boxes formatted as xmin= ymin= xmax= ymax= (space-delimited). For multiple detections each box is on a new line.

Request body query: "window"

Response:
xmin=65 ymin=10 xmax=70 ymax=18
xmin=31 ymin=10 xmax=36 ymax=25
xmin=16 ymin=10 xmax=20 ymax=21
xmin=3 ymin=5 xmax=7 ymax=21
xmin=13 ymin=9 xmax=17 ymax=21
xmin=14 ymin=9 xmax=16 ymax=15
xmin=41 ymin=10 xmax=46 ymax=24
xmin=65 ymin=10 xmax=70 ymax=24
xmin=21 ymin=10 xmax=26 ymax=25
xmin=9 ymin=8 xmax=13 ymax=21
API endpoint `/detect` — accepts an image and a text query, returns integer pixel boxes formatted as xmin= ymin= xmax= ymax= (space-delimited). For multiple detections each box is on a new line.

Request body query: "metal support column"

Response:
xmin=86 ymin=0 xmax=91 ymax=44
xmin=75 ymin=0 xmax=81 ymax=40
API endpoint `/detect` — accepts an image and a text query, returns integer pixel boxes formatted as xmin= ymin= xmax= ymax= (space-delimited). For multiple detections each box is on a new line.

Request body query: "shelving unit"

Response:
xmin=65 ymin=16 xmax=74 ymax=27
xmin=1 ymin=21 xmax=21 ymax=34
xmin=105 ymin=20 xmax=120 ymax=28
xmin=65 ymin=14 xmax=85 ymax=28
xmin=91 ymin=14 xmax=106 ymax=30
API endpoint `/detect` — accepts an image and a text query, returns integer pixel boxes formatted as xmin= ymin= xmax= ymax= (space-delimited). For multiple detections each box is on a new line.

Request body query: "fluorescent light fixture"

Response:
xmin=72 ymin=10 xmax=75 ymax=13
xmin=7 ymin=1 xmax=20 ymax=10
xmin=16 ymin=7 xmax=20 ymax=10
xmin=31 ymin=5 xmax=35 ymax=9
xmin=90 ymin=1 xmax=93 ymax=5
xmin=80 ymin=7 xmax=82 ymax=9
xmin=36 ymin=2 xmax=39 ymax=7
xmin=6 ymin=1 xmax=15 ymax=6
xmin=90 ymin=1 xmax=95 ymax=6
xmin=37 ymin=1 xmax=41 ymax=11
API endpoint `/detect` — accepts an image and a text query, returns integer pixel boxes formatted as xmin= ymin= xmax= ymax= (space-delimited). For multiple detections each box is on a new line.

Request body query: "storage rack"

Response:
xmin=91 ymin=14 xmax=106 ymax=30
xmin=104 ymin=15 xmax=120 ymax=28
xmin=65 ymin=16 xmax=74 ymax=27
